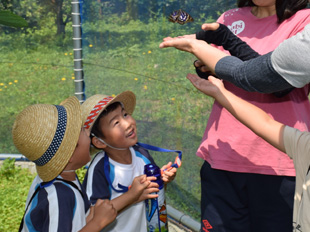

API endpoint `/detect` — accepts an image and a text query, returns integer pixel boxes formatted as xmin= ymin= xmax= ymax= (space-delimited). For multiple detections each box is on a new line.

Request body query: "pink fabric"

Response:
xmin=197 ymin=7 xmax=310 ymax=176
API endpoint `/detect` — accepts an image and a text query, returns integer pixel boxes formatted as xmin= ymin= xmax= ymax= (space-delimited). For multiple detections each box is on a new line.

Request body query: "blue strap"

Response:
xmin=102 ymin=142 xmax=183 ymax=194
xmin=137 ymin=142 xmax=182 ymax=168
xmin=39 ymin=179 xmax=56 ymax=189
xmin=103 ymin=155 xmax=129 ymax=193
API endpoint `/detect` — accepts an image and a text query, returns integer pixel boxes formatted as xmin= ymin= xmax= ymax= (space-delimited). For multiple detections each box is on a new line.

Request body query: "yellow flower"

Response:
xmin=148 ymin=50 xmax=151 ymax=54
xmin=69 ymin=53 xmax=72 ymax=55
xmin=61 ymin=77 xmax=66 ymax=81
xmin=171 ymin=98 xmax=175 ymax=101
xmin=0 ymin=89 xmax=2 ymax=91
xmin=143 ymin=52 xmax=146 ymax=55
xmin=14 ymin=80 xmax=18 ymax=83
xmin=64 ymin=53 xmax=68 ymax=56
xmin=89 ymin=44 xmax=93 ymax=48
xmin=0 ymin=83 xmax=4 ymax=86
xmin=144 ymin=85 xmax=147 ymax=90
xmin=134 ymin=78 xmax=138 ymax=81
xmin=71 ymin=76 xmax=75 ymax=80
xmin=112 ymin=94 xmax=116 ymax=97
xmin=9 ymin=82 xmax=12 ymax=85
xmin=4 ymin=86 xmax=7 ymax=88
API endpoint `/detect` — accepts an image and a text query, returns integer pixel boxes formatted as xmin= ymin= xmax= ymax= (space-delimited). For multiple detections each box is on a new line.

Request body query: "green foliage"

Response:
xmin=0 ymin=159 xmax=36 ymax=231
xmin=0 ymin=10 xmax=28 ymax=27
xmin=76 ymin=166 xmax=88 ymax=183
xmin=0 ymin=158 xmax=16 ymax=179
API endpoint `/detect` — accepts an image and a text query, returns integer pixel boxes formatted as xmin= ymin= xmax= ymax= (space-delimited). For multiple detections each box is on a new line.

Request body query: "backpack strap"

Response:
xmin=18 ymin=182 xmax=43 ymax=232
xmin=19 ymin=177 xmax=83 ymax=231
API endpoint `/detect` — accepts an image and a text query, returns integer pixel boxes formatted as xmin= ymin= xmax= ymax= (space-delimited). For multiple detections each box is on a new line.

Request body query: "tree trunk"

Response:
xmin=55 ymin=0 xmax=66 ymax=37
xmin=98 ymin=0 xmax=103 ymax=17
xmin=126 ymin=0 xmax=138 ymax=20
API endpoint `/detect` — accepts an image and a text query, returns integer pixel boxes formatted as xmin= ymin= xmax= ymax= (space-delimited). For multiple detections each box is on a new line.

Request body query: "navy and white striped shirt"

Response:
xmin=22 ymin=176 xmax=91 ymax=232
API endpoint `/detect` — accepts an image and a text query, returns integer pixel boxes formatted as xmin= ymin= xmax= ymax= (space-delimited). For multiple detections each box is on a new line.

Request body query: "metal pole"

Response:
xmin=71 ymin=0 xmax=85 ymax=103
xmin=167 ymin=205 xmax=201 ymax=232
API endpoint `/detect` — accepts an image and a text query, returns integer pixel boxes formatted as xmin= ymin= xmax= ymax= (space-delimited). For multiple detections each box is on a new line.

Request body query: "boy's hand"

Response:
xmin=161 ymin=162 xmax=177 ymax=183
xmin=92 ymin=199 xmax=117 ymax=229
xmin=129 ymin=175 xmax=159 ymax=203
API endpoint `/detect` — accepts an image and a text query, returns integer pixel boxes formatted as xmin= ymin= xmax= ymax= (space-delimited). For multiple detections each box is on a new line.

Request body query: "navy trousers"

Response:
xmin=200 ymin=161 xmax=295 ymax=232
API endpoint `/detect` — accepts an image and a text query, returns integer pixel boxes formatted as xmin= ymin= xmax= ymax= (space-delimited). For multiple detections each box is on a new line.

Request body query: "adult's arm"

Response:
xmin=160 ymin=32 xmax=305 ymax=93
xmin=215 ymin=24 xmax=310 ymax=92
xmin=215 ymin=53 xmax=293 ymax=93
xmin=196 ymin=23 xmax=294 ymax=95
xmin=196 ymin=23 xmax=260 ymax=61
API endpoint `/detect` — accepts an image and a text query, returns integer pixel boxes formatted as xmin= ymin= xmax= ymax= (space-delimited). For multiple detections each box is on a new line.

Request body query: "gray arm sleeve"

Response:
xmin=215 ymin=53 xmax=293 ymax=93
xmin=271 ymin=24 xmax=310 ymax=88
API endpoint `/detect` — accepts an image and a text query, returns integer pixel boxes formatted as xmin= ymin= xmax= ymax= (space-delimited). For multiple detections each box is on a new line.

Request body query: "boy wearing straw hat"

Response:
xmin=82 ymin=91 xmax=177 ymax=232
xmin=13 ymin=96 xmax=153 ymax=232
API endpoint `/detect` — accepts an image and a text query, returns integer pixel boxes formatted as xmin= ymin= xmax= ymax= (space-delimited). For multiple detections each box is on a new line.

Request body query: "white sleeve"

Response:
xmin=271 ymin=24 xmax=310 ymax=88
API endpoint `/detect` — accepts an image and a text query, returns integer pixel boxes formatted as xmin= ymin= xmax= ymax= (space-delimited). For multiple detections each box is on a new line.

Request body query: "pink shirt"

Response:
xmin=197 ymin=7 xmax=310 ymax=176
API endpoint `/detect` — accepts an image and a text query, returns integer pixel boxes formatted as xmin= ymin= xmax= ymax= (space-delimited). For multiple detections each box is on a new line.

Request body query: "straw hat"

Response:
xmin=82 ymin=91 xmax=136 ymax=131
xmin=12 ymin=96 xmax=82 ymax=182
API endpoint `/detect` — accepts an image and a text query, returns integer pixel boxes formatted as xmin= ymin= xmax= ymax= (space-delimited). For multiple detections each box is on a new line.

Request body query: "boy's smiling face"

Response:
xmin=98 ymin=104 xmax=138 ymax=149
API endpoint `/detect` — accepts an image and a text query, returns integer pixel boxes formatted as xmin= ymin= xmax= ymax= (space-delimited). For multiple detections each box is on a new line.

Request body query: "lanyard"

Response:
xmin=104 ymin=154 xmax=130 ymax=193
xmin=137 ymin=142 xmax=182 ymax=169
xmin=103 ymin=143 xmax=182 ymax=193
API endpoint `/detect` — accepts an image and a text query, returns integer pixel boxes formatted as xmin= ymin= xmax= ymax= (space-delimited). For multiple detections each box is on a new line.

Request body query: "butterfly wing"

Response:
xmin=177 ymin=9 xmax=194 ymax=25
xmin=168 ymin=10 xmax=180 ymax=23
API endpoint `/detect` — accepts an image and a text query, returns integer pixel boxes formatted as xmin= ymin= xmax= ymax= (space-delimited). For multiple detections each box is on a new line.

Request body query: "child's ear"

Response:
xmin=91 ymin=136 xmax=107 ymax=149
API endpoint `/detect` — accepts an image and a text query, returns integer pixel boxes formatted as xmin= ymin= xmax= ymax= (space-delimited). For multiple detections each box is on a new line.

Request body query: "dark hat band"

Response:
xmin=34 ymin=105 xmax=67 ymax=166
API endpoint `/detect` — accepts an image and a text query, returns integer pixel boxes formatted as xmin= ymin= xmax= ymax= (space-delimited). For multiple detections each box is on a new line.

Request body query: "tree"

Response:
xmin=126 ymin=0 xmax=138 ymax=20
xmin=37 ymin=0 xmax=71 ymax=37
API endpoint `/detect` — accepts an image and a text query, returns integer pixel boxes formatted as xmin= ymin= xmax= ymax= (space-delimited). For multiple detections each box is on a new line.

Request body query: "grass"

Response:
xmin=0 ymin=159 xmax=36 ymax=231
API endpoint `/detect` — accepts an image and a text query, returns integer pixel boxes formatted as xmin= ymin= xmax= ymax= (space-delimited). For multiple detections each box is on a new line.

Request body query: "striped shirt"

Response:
xmin=21 ymin=175 xmax=91 ymax=232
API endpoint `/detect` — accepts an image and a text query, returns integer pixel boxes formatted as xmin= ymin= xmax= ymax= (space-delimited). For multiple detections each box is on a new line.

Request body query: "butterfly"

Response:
xmin=168 ymin=9 xmax=194 ymax=25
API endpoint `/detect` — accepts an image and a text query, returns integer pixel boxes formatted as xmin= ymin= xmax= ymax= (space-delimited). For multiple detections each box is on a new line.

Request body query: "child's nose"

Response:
xmin=123 ymin=117 xmax=133 ymax=129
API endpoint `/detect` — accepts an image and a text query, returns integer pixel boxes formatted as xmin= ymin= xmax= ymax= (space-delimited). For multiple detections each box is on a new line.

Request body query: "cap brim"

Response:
xmin=82 ymin=91 xmax=136 ymax=131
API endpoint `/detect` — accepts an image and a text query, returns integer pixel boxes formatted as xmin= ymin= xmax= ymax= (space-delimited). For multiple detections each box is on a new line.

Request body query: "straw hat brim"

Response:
xmin=82 ymin=91 xmax=136 ymax=131
xmin=12 ymin=96 xmax=82 ymax=182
